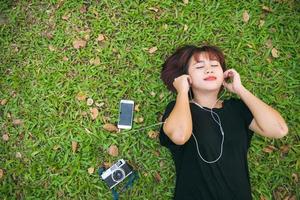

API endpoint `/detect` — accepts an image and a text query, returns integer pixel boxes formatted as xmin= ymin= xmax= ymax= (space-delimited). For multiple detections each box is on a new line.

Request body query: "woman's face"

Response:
xmin=187 ymin=52 xmax=224 ymax=92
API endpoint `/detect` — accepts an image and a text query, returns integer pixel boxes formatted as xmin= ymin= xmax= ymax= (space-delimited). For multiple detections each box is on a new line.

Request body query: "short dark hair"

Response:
xmin=161 ymin=45 xmax=227 ymax=93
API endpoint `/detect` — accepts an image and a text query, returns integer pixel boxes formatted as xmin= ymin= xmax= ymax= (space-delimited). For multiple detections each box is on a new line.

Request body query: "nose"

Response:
xmin=204 ymin=68 xmax=213 ymax=74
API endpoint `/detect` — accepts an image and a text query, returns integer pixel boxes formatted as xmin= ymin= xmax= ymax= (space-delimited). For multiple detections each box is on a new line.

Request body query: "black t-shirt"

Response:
xmin=159 ymin=98 xmax=254 ymax=200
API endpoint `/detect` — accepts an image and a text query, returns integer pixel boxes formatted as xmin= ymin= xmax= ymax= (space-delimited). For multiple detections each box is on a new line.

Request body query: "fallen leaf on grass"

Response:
xmin=262 ymin=6 xmax=272 ymax=12
xmin=90 ymin=107 xmax=99 ymax=120
xmin=134 ymin=104 xmax=140 ymax=112
xmin=0 ymin=169 xmax=3 ymax=179
xmin=62 ymin=56 xmax=69 ymax=61
xmin=48 ymin=45 xmax=56 ymax=52
xmin=86 ymin=98 xmax=94 ymax=106
xmin=265 ymin=39 xmax=273 ymax=48
xmin=259 ymin=20 xmax=265 ymax=28
xmin=96 ymin=34 xmax=105 ymax=42
xmin=76 ymin=92 xmax=87 ymax=101
xmin=80 ymin=5 xmax=87 ymax=14
xmin=279 ymin=145 xmax=290 ymax=154
xmin=16 ymin=152 xmax=22 ymax=158
xmin=1 ymin=99 xmax=7 ymax=105
xmin=62 ymin=13 xmax=71 ymax=20
xmin=183 ymin=24 xmax=188 ymax=31
xmin=134 ymin=117 xmax=144 ymax=124
xmin=53 ymin=144 xmax=61 ymax=151
xmin=2 ymin=133 xmax=9 ymax=141
xmin=262 ymin=145 xmax=277 ymax=153
xmin=148 ymin=130 xmax=158 ymax=139
xmin=89 ymin=57 xmax=100 ymax=65
xmin=13 ymin=119 xmax=23 ymax=126
xmin=73 ymin=39 xmax=87 ymax=49
xmin=148 ymin=7 xmax=159 ymax=12
xmin=183 ymin=0 xmax=189 ymax=4
xmin=88 ymin=167 xmax=94 ymax=174
xmin=72 ymin=141 xmax=78 ymax=153
xmin=243 ymin=10 xmax=250 ymax=23
xmin=103 ymin=123 xmax=118 ymax=132
xmin=148 ymin=47 xmax=157 ymax=54
xmin=292 ymin=173 xmax=298 ymax=183
xmin=271 ymin=48 xmax=279 ymax=58
xmin=154 ymin=172 xmax=161 ymax=182
xmin=108 ymin=145 xmax=118 ymax=157
xmin=103 ymin=162 xmax=112 ymax=169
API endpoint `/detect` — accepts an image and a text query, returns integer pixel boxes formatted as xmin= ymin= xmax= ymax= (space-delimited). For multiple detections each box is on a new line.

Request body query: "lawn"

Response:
xmin=0 ymin=0 xmax=299 ymax=199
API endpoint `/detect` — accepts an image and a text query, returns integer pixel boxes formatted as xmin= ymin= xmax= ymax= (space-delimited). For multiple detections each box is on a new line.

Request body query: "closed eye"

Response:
xmin=196 ymin=66 xmax=204 ymax=69
xmin=211 ymin=65 xmax=218 ymax=67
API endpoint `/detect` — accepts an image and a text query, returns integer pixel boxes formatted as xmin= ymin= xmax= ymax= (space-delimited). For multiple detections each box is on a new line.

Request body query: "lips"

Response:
xmin=204 ymin=76 xmax=217 ymax=81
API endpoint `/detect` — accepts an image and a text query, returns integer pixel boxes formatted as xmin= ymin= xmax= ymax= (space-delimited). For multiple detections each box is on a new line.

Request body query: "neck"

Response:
xmin=191 ymin=89 xmax=222 ymax=109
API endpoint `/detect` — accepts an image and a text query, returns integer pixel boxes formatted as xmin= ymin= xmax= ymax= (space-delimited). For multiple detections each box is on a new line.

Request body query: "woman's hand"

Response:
xmin=173 ymin=75 xmax=192 ymax=94
xmin=223 ymin=69 xmax=245 ymax=95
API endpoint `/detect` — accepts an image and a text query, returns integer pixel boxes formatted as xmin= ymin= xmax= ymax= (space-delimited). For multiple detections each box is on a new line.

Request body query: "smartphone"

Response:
xmin=117 ymin=100 xmax=134 ymax=130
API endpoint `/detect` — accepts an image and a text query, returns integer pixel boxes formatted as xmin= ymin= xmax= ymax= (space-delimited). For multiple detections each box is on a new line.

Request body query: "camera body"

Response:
xmin=101 ymin=159 xmax=133 ymax=189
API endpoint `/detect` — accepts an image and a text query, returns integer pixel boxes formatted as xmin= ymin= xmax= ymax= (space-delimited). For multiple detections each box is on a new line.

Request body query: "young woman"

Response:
xmin=159 ymin=45 xmax=288 ymax=200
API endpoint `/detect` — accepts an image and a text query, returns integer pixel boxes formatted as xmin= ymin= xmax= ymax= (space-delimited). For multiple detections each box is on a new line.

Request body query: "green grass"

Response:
xmin=0 ymin=0 xmax=299 ymax=199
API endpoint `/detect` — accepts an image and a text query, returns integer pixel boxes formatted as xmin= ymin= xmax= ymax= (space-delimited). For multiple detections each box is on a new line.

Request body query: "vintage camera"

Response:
xmin=101 ymin=159 xmax=133 ymax=189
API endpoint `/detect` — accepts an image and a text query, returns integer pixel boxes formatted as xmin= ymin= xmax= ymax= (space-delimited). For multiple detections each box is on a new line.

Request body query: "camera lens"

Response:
xmin=112 ymin=169 xmax=124 ymax=181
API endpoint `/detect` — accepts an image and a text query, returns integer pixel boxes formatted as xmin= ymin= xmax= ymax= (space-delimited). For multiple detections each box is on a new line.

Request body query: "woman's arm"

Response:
xmin=237 ymin=87 xmax=288 ymax=138
xmin=223 ymin=69 xmax=288 ymax=139
xmin=163 ymin=75 xmax=193 ymax=145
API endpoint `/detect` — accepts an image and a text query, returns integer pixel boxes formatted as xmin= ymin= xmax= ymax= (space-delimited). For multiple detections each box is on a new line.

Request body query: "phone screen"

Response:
xmin=118 ymin=102 xmax=134 ymax=128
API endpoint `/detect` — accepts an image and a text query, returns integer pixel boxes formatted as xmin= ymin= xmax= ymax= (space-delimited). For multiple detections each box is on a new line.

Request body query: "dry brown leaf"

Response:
xmin=1 ymin=99 xmax=7 ymax=105
xmin=150 ymin=91 xmax=156 ymax=96
xmin=90 ymin=57 xmax=100 ymax=65
xmin=153 ymin=150 xmax=160 ymax=156
xmin=271 ymin=48 xmax=279 ymax=58
xmin=80 ymin=5 xmax=87 ymax=14
xmin=259 ymin=20 xmax=265 ymax=28
xmin=183 ymin=0 xmax=189 ymax=5
xmin=260 ymin=196 xmax=267 ymax=200
xmin=86 ymin=98 xmax=94 ymax=106
xmin=148 ymin=7 xmax=159 ymax=12
xmin=103 ymin=161 xmax=112 ymax=169
xmin=265 ymin=39 xmax=273 ymax=48
xmin=262 ymin=6 xmax=272 ymax=12
xmin=76 ymin=92 xmax=87 ymax=101
xmin=73 ymin=39 xmax=87 ymax=49
xmin=184 ymin=24 xmax=188 ymax=31
xmin=103 ymin=123 xmax=118 ymax=132
xmin=108 ymin=145 xmax=119 ymax=157
xmin=0 ymin=169 xmax=3 ymax=179
xmin=62 ymin=13 xmax=71 ymax=20
xmin=243 ymin=10 xmax=250 ymax=23
xmin=148 ymin=130 xmax=158 ymax=139
xmin=279 ymin=145 xmax=290 ymax=154
xmin=137 ymin=117 xmax=144 ymax=123
xmin=48 ymin=45 xmax=55 ymax=51
xmin=53 ymin=144 xmax=61 ymax=151
xmin=148 ymin=46 xmax=158 ymax=54
xmin=154 ymin=172 xmax=161 ymax=182
xmin=13 ymin=119 xmax=23 ymax=126
xmin=16 ymin=152 xmax=22 ymax=158
xmin=88 ymin=167 xmax=94 ymax=174
xmin=84 ymin=34 xmax=90 ymax=41
xmin=62 ymin=56 xmax=69 ymax=61
xmin=292 ymin=173 xmax=299 ymax=183
xmin=262 ymin=145 xmax=277 ymax=153
xmin=134 ymin=104 xmax=140 ymax=112
xmin=72 ymin=141 xmax=78 ymax=153
xmin=97 ymin=34 xmax=105 ymax=42
xmin=159 ymin=93 xmax=164 ymax=100
xmin=2 ymin=133 xmax=9 ymax=141
xmin=90 ymin=107 xmax=99 ymax=120
xmin=160 ymin=160 xmax=164 ymax=167
xmin=95 ymin=102 xmax=105 ymax=108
